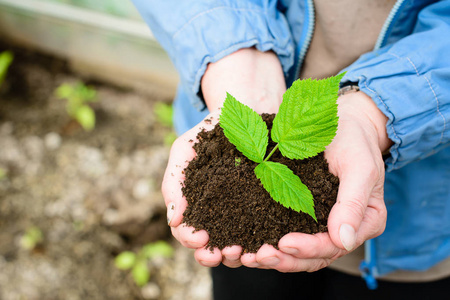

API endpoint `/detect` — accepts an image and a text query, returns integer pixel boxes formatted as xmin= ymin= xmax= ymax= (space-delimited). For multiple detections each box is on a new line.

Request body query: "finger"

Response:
xmin=221 ymin=245 xmax=243 ymax=268
xmin=162 ymin=113 xmax=218 ymax=227
xmin=278 ymin=232 xmax=344 ymax=259
xmin=195 ymin=247 xmax=222 ymax=267
xmin=257 ymin=244 xmax=332 ymax=273
xmin=171 ymin=225 xmax=209 ymax=249
xmin=327 ymin=156 xmax=379 ymax=251
xmin=162 ymin=136 xmax=195 ymax=227
xmin=222 ymin=245 xmax=242 ymax=261
xmin=222 ymin=257 xmax=243 ymax=268
xmin=355 ymin=196 xmax=387 ymax=243
xmin=241 ymin=252 xmax=260 ymax=268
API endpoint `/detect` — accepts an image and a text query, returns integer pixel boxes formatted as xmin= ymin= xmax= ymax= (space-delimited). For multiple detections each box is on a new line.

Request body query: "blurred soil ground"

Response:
xmin=0 ymin=42 xmax=211 ymax=300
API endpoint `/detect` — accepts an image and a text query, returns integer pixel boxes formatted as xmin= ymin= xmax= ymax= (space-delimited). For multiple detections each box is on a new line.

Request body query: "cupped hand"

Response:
xmin=163 ymin=47 xmax=286 ymax=268
xmin=241 ymin=91 xmax=391 ymax=272
xmin=162 ymin=110 xmax=246 ymax=268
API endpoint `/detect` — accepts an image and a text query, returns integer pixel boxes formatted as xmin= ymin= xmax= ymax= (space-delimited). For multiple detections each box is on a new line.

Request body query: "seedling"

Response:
xmin=55 ymin=82 xmax=97 ymax=131
xmin=0 ymin=51 xmax=13 ymax=87
xmin=235 ymin=157 xmax=242 ymax=167
xmin=153 ymin=102 xmax=177 ymax=146
xmin=154 ymin=102 xmax=174 ymax=127
xmin=0 ymin=167 xmax=7 ymax=181
xmin=20 ymin=226 xmax=43 ymax=250
xmin=220 ymin=73 xmax=345 ymax=221
xmin=114 ymin=241 xmax=174 ymax=287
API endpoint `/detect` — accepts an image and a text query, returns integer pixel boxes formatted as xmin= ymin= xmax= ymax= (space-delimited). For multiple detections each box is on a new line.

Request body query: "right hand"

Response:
xmin=162 ymin=110 xmax=223 ymax=266
xmin=163 ymin=47 xmax=286 ymax=268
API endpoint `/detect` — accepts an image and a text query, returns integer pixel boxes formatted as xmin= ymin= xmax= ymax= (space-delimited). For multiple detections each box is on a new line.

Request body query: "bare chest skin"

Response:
xmin=300 ymin=0 xmax=396 ymax=79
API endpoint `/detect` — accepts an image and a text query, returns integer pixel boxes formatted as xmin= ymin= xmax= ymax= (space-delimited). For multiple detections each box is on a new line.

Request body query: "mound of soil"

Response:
xmin=182 ymin=114 xmax=339 ymax=253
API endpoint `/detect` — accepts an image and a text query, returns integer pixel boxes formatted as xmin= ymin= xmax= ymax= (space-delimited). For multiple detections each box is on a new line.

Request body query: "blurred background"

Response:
xmin=0 ymin=0 xmax=211 ymax=299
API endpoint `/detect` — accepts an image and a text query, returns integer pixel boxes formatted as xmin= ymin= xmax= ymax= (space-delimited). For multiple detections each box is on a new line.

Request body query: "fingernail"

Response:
xmin=260 ymin=257 xmax=280 ymax=266
xmin=167 ymin=202 xmax=175 ymax=226
xmin=280 ymin=247 xmax=298 ymax=255
xmin=340 ymin=223 xmax=356 ymax=251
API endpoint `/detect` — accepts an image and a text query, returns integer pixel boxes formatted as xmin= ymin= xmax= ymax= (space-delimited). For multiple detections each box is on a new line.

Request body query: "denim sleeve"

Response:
xmin=131 ymin=0 xmax=295 ymax=111
xmin=342 ymin=0 xmax=450 ymax=171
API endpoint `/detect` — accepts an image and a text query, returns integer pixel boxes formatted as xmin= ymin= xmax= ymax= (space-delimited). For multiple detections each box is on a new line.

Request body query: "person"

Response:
xmin=131 ymin=0 xmax=450 ymax=298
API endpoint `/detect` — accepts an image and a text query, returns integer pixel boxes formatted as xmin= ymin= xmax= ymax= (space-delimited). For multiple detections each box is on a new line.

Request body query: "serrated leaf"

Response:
xmin=220 ymin=93 xmax=268 ymax=163
xmin=272 ymin=73 xmax=345 ymax=160
xmin=254 ymin=161 xmax=316 ymax=221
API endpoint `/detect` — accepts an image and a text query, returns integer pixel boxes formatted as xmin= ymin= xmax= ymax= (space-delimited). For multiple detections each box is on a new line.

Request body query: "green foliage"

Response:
xmin=115 ymin=251 xmax=136 ymax=270
xmin=0 ymin=167 xmax=7 ymax=181
xmin=255 ymin=161 xmax=315 ymax=221
xmin=55 ymin=82 xmax=97 ymax=131
xmin=154 ymin=102 xmax=174 ymax=127
xmin=114 ymin=241 xmax=174 ymax=287
xmin=220 ymin=93 xmax=268 ymax=163
xmin=20 ymin=226 xmax=43 ymax=250
xmin=272 ymin=74 xmax=344 ymax=159
xmin=219 ymin=74 xmax=344 ymax=221
xmin=0 ymin=51 xmax=14 ymax=87
xmin=235 ymin=157 xmax=242 ymax=167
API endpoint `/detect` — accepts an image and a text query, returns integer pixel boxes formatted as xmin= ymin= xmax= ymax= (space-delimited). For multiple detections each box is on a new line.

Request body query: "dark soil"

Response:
xmin=182 ymin=114 xmax=339 ymax=253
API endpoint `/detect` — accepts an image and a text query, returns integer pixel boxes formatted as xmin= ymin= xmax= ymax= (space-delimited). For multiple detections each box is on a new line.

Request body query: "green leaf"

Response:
xmin=115 ymin=251 xmax=137 ymax=270
xmin=255 ymin=161 xmax=316 ymax=221
xmin=220 ymin=93 xmax=268 ymax=163
xmin=272 ymin=73 xmax=345 ymax=160
xmin=75 ymin=105 xmax=96 ymax=131
xmin=154 ymin=102 xmax=174 ymax=127
xmin=55 ymin=83 xmax=74 ymax=99
xmin=0 ymin=167 xmax=7 ymax=180
xmin=0 ymin=51 xmax=13 ymax=87
xmin=20 ymin=226 xmax=43 ymax=250
xmin=142 ymin=241 xmax=174 ymax=259
xmin=132 ymin=260 xmax=150 ymax=287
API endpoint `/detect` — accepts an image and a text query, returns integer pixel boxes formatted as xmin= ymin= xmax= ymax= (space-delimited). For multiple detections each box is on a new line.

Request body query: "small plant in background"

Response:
xmin=55 ymin=82 xmax=97 ymax=131
xmin=0 ymin=167 xmax=7 ymax=181
xmin=20 ymin=226 xmax=43 ymax=250
xmin=153 ymin=102 xmax=173 ymax=127
xmin=220 ymin=73 xmax=345 ymax=222
xmin=114 ymin=240 xmax=174 ymax=287
xmin=153 ymin=101 xmax=177 ymax=146
xmin=0 ymin=50 xmax=14 ymax=87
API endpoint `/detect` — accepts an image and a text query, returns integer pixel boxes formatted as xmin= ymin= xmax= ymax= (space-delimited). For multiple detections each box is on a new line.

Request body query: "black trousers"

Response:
xmin=212 ymin=264 xmax=450 ymax=300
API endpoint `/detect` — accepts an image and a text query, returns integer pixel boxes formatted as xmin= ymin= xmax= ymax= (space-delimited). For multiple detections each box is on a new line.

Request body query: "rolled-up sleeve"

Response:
xmin=132 ymin=0 xmax=295 ymax=111
xmin=342 ymin=0 xmax=450 ymax=171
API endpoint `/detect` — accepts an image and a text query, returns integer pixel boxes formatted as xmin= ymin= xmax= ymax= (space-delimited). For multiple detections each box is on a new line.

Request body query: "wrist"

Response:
xmin=337 ymin=91 xmax=393 ymax=153
xmin=201 ymin=48 xmax=286 ymax=114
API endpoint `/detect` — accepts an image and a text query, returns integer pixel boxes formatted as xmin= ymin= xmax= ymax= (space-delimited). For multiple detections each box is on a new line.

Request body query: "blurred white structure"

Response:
xmin=0 ymin=0 xmax=178 ymax=96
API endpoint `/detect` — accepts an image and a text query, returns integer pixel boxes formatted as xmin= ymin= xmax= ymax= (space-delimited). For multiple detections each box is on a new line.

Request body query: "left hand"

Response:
xmin=235 ymin=91 xmax=391 ymax=272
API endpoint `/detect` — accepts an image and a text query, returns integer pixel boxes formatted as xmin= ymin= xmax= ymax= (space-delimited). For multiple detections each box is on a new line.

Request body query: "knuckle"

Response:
xmin=306 ymin=259 xmax=331 ymax=273
xmin=344 ymin=197 xmax=367 ymax=220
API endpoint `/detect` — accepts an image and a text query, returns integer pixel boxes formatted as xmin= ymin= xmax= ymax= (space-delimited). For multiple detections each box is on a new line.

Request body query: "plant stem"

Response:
xmin=263 ymin=144 xmax=279 ymax=162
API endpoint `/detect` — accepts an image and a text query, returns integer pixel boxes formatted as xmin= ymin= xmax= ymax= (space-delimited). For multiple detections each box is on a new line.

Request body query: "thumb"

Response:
xmin=327 ymin=164 xmax=378 ymax=251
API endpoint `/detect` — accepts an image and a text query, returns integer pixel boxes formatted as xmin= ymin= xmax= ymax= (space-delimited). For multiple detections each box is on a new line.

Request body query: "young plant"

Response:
xmin=0 ymin=51 xmax=13 ymax=87
xmin=20 ymin=226 xmax=43 ymax=250
xmin=154 ymin=102 xmax=177 ymax=146
xmin=220 ymin=73 xmax=345 ymax=221
xmin=114 ymin=240 xmax=174 ymax=287
xmin=153 ymin=102 xmax=174 ymax=127
xmin=0 ymin=167 xmax=7 ymax=181
xmin=55 ymin=82 xmax=97 ymax=131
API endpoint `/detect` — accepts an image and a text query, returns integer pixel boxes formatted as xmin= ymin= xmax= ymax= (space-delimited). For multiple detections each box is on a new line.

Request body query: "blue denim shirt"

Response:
xmin=133 ymin=0 xmax=450 ymax=279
